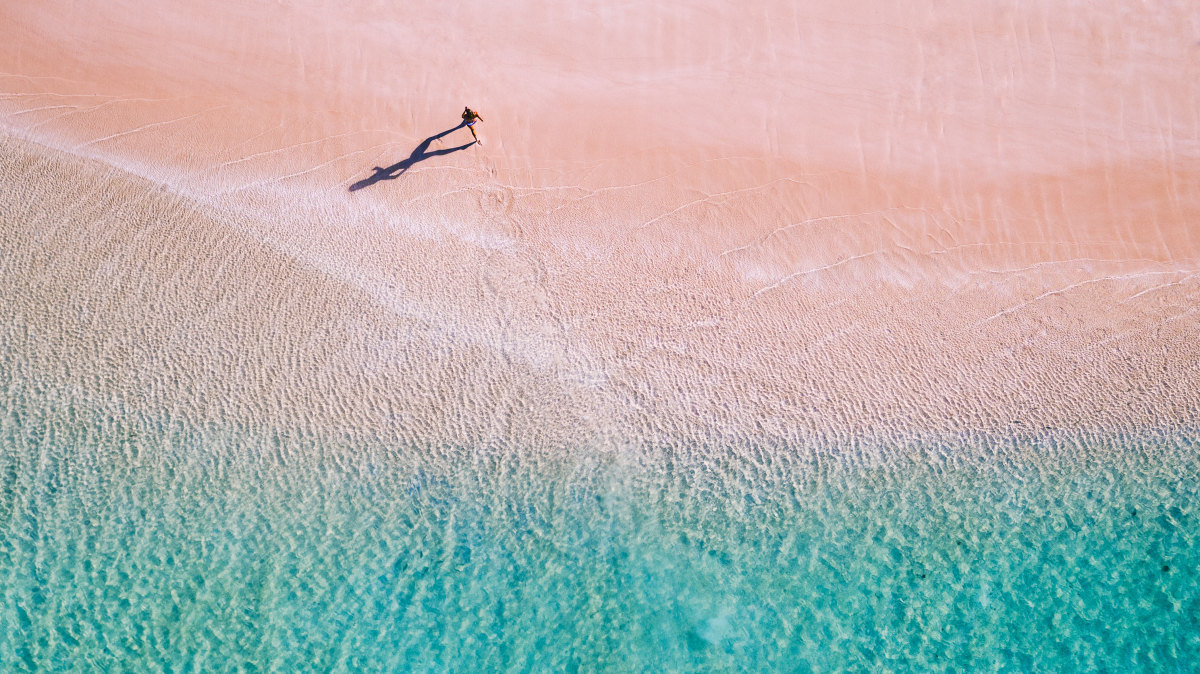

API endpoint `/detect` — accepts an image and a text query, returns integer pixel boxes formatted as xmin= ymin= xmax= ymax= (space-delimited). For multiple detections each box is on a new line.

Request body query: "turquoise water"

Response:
xmin=2 ymin=396 xmax=1198 ymax=671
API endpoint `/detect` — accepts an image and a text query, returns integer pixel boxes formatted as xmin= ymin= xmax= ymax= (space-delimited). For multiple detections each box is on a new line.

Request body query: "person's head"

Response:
xmin=464 ymin=107 xmax=471 ymax=113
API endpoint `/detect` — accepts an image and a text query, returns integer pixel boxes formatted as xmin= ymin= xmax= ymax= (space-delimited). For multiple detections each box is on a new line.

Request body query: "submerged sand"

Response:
xmin=2 ymin=1 xmax=1199 ymax=452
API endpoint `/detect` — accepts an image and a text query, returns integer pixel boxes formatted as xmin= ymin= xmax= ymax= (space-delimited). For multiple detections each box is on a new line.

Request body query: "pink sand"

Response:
xmin=2 ymin=1 xmax=1198 ymax=445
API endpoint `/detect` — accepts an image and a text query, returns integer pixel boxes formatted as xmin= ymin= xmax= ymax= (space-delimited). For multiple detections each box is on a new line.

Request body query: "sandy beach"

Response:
xmin=2 ymin=1 xmax=1200 ymax=668
xmin=3 ymin=0 xmax=1198 ymax=449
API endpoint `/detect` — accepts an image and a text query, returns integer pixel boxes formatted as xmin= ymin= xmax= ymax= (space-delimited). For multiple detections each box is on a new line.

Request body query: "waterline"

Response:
xmin=2 ymin=397 xmax=1196 ymax=670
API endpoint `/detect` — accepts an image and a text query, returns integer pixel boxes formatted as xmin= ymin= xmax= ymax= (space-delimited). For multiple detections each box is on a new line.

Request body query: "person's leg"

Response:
xmin=468 ymin=124 xmax=478 ymax=141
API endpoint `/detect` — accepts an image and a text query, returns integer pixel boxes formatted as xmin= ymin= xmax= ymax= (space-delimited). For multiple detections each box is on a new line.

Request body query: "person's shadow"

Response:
xmin=349 ymin=123 xmax=475 ymax=192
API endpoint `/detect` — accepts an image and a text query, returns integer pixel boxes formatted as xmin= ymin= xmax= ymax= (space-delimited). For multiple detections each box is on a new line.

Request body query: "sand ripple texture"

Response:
xmin=2 ymin=135 xmax=1198 ymax=457
xmin=3 ymin=1 xmax=1200 ymax=667
xmin=2 ymin=392 xmax=1198 ymax=669
xmin=2 ymin=0 xmax=1199 ymax=455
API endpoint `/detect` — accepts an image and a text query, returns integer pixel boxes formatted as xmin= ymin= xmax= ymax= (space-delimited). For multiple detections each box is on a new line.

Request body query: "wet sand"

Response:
xmin=2 ymin=0 xmax=1199 ymax=449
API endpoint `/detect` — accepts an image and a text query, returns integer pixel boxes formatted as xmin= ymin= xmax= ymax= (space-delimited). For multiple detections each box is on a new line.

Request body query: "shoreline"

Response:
xmin=4 ymin=2 xmax=1200 ymax=668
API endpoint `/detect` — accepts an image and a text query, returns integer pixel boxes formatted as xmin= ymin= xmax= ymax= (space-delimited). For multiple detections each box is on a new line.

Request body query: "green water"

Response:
xmin=1 ymin=398 xmax=1198 ymax=671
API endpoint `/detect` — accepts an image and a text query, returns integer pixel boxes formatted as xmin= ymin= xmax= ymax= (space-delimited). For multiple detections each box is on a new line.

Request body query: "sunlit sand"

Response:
xmin=2 ymin=0 xmax=1198 ymax=668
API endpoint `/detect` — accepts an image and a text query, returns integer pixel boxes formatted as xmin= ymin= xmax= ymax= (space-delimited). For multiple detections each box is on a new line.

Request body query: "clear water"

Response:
xmin=2 ymin=394 xmax=1198 ymax=671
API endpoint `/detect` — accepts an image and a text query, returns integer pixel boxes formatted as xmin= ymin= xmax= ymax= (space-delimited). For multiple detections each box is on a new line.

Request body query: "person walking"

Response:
xmin=462 ymin=107 xmax=484 ymax=144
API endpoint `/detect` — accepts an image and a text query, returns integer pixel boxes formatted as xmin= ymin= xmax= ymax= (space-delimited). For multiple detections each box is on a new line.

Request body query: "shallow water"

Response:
xmin=2 ymin=385 xmax=1197 ymax=672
